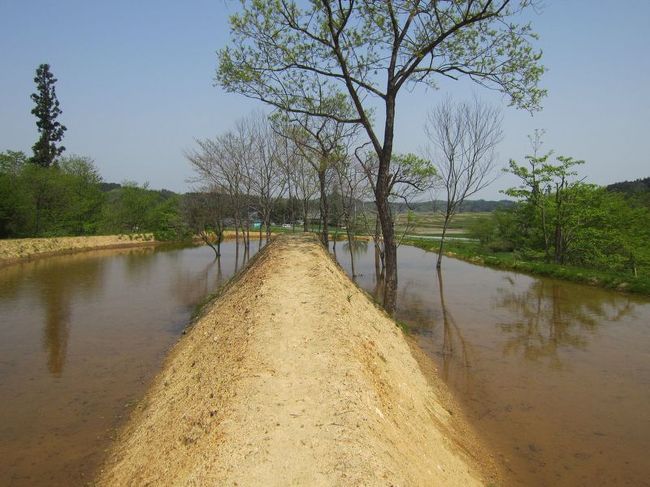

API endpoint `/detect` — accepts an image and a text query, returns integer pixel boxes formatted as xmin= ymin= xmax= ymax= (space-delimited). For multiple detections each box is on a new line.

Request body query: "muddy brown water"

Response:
xmin=1 ymin=239 xmax=648 ymax=486
xmin=331 ymin=241 xmax=650 ymax=486
xmin=0 ymin=241 xmax=260 ymax=486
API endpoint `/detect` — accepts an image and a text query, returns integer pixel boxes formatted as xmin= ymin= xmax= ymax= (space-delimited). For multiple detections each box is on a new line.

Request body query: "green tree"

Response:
xmin=504 ymin=150 xmax=584 ymax=264
xmin=0 ymin=151 xmax=30 ymax=237
xmin=218 ymin=0 xmax=545 ymax=312
xmin=563 ymin=186 xmax=650 ymax=276
xmin=101 ymin=182 xmax=158 ymax=233
xmin=58 ymin=155 xmax=105 ymax=234
xmin=30 ymin=64 xmax=67 ymax=167
xmin=100 ymin=182 xmax=183 ymax=238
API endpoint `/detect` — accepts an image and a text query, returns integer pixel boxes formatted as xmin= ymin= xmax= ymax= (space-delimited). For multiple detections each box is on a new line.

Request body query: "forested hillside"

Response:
xmin=607 ymin=177 xmax=650 ymax=194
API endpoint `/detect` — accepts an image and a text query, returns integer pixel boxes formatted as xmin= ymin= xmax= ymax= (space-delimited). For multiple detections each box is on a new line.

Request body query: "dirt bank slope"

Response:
xmin=98 ymin=235 xmax=483 ymax=486
xmin=0 ymin=235 xmax=158 ymax=265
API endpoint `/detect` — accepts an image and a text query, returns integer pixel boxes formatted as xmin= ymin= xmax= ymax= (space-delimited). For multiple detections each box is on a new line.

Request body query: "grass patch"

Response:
xmin=395 ymin=320 xmax=410 ymax=333
xmin=405 ymin=237 xmax=650 ymax=296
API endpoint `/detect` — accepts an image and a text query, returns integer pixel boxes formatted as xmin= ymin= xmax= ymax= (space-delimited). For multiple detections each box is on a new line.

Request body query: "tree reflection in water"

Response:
xmin=43 ymin=259 xmax=106 ymax=376
xmin=340 ymin=239 xmax=368 ymax=279
xmin=495 ymin=277 xmax=636 ymax=366
xmin=435 ymin=270 xmax=474 ymax=386
xmin=21 ymin=255 xmax=105 ymax=376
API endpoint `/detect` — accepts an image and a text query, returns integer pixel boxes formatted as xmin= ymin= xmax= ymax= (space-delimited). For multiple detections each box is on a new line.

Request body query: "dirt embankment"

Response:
xmin=98 ymin=235 xmax=489 ymax=486
xmin=0 ymin=235 xmax=160 ymax=266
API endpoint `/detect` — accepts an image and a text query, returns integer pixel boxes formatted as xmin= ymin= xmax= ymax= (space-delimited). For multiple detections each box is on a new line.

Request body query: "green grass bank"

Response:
xmin=406 ymin=237 xmax=650 ymax=296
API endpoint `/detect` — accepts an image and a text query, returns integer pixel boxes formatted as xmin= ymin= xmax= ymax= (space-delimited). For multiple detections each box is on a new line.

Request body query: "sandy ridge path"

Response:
xmin=98 ymin=235 xmax=484 ymax=486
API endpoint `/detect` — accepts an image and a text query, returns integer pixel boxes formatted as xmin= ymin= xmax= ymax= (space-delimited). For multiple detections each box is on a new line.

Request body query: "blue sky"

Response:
xmin=1 ymin=1 xmax=649 ymax=199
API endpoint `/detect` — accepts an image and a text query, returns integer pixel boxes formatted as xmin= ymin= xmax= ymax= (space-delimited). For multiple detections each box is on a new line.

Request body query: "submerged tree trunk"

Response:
xmin=346 ymin=227 xmax=356 ymax=278
xmin=199 ymin=231 xmax=221 ymax=259
xmin=204 ymin=237 xmax=220 ymax=258
xmin=376 ymin=186 xmax=397 ymax=313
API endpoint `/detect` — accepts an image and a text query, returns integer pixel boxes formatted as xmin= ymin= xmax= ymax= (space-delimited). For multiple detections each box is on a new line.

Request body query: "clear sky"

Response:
xmin=1 ymin=1 xmax=649 ymax=199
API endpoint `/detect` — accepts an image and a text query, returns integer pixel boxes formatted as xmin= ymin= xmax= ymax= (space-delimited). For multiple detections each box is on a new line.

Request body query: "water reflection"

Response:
xmin=122 ymin=247 xmax=159 ymax=278
xmin=495 ymin=277 xmax=637 ymax=366
xmin=435 ymin=270 xmax=473 ymax=384
xmin=8 ymin=255 xmax=107 ymax=376
xmin=43 ymin=290 xmax=70 ymax=376
xmin=0 ymin=241 xmax=261 ymax=486
xmin=331 ymin=243 xmax=650 ymax=486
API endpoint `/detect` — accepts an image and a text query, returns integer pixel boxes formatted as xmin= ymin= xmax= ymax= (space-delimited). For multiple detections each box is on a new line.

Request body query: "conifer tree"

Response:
xmin=30 ymin=64 xmax=66 ymax=167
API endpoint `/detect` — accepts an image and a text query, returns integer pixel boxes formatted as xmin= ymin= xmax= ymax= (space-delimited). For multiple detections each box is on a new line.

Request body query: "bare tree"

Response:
xmin=182 ymin=190 xmax=226 ymax=258
xmin=292 ymin=152 xmax=319 ymax=232
xmin=277 ymin=104 xmax=358 ymax=247
xmin=425 ymin=97 xmax=503 ymax=269
xmin=271 ymin=117 xmax=319 ymax=232
xmin=186 ymin=122 xmax=253 ymax=249
xmin=248 ymin=115 xmax=286 ymax=240
xmin=333 ymin=154 xmax=371 ymax=277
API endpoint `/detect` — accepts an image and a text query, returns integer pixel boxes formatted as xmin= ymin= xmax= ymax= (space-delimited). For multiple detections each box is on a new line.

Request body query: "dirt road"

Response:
xmin=97 ymin=235 xmax=487 ymax=486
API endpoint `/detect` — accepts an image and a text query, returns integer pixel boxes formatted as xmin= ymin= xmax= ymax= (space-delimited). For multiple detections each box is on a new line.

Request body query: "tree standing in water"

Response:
xmin=426 ymin=97 xmax=503 ymax=269
xmin=31 ymin=64 xmax=67 ymax=167
xmin=218 ymin=1 xmax=545 ymax=313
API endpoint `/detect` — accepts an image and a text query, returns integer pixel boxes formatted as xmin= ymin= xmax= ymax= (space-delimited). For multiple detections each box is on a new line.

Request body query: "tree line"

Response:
xmin=13 ymin=1 xmax=551 ymax=315
xmin=469 ymin=132 xmax=650 ymax=277
xmin=0 ymin=151 xmax=180 ymax=239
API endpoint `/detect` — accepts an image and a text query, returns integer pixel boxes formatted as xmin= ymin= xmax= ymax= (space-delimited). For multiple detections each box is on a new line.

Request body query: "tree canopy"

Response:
xmin=218 ymin=0 xmax=545 ymax=312
xmin=30 ymin=64 xmax=67 ymax=167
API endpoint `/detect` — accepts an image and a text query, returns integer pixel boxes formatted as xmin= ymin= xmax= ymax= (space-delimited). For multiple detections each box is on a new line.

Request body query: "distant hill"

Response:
xmin=99 ymin=182 xmax=122 ymax=192
xmin=607 ymin=177 xmax=650 ymax=194
xmin=100 ymin=182 xmax=178 ymax=200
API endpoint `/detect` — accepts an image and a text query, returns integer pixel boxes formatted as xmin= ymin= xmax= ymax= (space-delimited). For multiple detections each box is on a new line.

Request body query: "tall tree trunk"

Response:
xmin=373 ymin=214 xmax=385 ymax=273
xmin=375 ymin=182 xmax=397 ymax=313
xmin=346 ymin=226 xmax=356 ymax=278
xmin=379 ymin=210 xmax=397 ymax=314
xmin=374 ymin=244 xmax=382 ymax=280
xmin=375 ymin=90 xmax=398 ymax=313
xmin=303 ymin=199 xmax=309 ymax=232
xmin=318 ymin=170 xmax=329 ymax=247
xmin=265 ymin=210 xmax=272 ymax=240
xmin=554 ymin=186 xmax=563 ymax=264
xmin=302 ymin=199 xmax=309 ymax=232
xmin=436 ymin=213 xmax=451 ymax=269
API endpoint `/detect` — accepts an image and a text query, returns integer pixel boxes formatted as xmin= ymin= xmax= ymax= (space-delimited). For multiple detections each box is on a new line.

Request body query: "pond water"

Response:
xmin=0 ymin=241 xmax=260 ymax=486
xmin=2 ymin=239 xmax=648 ymax=485
xmin=331 ymin=241 xmax=650 ymax=486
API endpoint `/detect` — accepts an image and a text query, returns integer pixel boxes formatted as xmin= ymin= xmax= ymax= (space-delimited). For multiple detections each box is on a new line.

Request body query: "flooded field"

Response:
xmin=2 ymin=238 xmax=648 ymax=485
xmin=0 ymin=242 xmax=259 ymax=486
xmin=332 ymin=241 xmax=650 ymax=486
